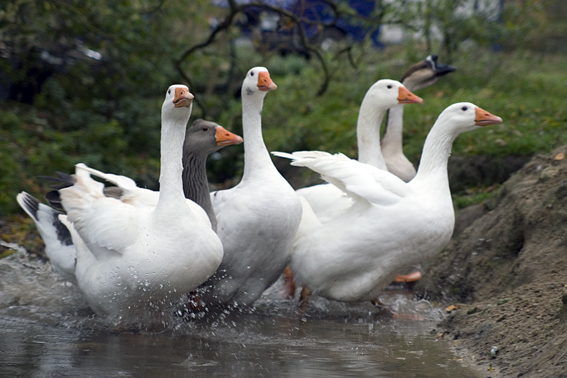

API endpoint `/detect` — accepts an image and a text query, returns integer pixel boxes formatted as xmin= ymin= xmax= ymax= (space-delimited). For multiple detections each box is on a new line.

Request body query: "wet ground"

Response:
xmin=0 ymin=247 xmax=484 ymax=378
xmin=414 ymin=146 xmax=567 ymax=378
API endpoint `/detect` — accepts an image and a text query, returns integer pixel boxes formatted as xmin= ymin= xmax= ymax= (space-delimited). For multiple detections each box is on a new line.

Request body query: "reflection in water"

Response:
xmin=0 ymin=249 xmax=481 ymax=378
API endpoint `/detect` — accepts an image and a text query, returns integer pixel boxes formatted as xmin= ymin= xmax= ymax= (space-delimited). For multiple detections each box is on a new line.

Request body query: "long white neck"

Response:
xmin=156 ymin=113 xmax=189 ymax=211
xmin=381 ymin=104 xmax=404 ymax=156
xmin=241 ymin=92 xmax=275 ymax=181
xmin=410 ymin=120 xmax=458 ymax=196
xmin=356 ymin=93 xmax=388 ymax=170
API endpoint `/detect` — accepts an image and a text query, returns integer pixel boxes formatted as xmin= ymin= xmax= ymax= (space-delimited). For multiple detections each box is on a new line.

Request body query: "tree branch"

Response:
xmin=175 ymin=0 xmax=389 ymax=111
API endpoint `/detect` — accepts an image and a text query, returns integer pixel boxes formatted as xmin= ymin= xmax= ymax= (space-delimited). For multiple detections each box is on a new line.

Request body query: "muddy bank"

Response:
xmin=416 ymin=146 xmax=567 ymax=378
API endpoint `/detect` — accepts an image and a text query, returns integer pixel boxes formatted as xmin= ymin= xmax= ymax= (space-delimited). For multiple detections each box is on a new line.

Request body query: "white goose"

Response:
xmin=71 ymin=119 xmax=244 ymax=227
xmin=294 ymin=79 xmax=422 ymax=224
xmin=57 ymin=85 xmax=224 ymax=321
xmin=281 ymin=58 xmax=455 ymax=291
xmin=196 ymin=67 xmax=303 ymax=308
xmin=274 ymin=103 xmax=502 ymax=305
xmin=382 ymin=54 xmax=457 ymax=182
xmin=17 ymin=119 xmax=242 ymax=285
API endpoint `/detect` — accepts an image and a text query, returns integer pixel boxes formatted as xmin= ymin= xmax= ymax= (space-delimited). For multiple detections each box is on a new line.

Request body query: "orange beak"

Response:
xmin=398 ymin=85 xmax=423 ymax=104
xmin=216 ymin=126 xmax=243 ymax=146
xmin=397 ymin=85 xmax=423 ymax=104
xmin=475 ymin=107 xmax=502 ymax=126
xmin=257 ymin=71 xmax=277 ymax=92
xmin=173 ymin=87 xmax=194 ymax=108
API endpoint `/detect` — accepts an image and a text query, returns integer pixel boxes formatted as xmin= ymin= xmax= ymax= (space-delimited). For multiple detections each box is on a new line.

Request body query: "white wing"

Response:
xmin=77 ymin=163 xmax=211 ymax=227
xmin=59 ymin=167 xmax=142 ymax=258
xmin=295 ymin=183 xmax=351 ymax=224
xmin=273 ymin=151 xmax=410 ymax=206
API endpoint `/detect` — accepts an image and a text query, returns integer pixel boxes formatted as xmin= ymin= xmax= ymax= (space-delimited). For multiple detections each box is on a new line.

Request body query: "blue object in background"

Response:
xmin=214 ymin=0 xmax=384 ymax=53
xmin=290 ymin=0 xmax=382 ymax=48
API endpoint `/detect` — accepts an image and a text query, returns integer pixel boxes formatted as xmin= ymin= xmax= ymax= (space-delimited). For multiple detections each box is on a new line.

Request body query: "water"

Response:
xmin=0 ymin=248 xmax=482 ymax=378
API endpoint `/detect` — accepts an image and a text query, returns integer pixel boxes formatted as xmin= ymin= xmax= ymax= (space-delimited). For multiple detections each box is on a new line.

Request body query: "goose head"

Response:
xmin=400 ymin=55 xmax=457 ymax=92
xmin=184 ymin=119 xmax=243 ymax=159
xmin=162 ymin=84 xmax=194 ymax=123
xmin=241 ymin=67 xmax=277 ymax=98
xmin=364 ymin=79 xmax=423 ymax=110
xmin=436 ymin=102 xmax=502 ymax=134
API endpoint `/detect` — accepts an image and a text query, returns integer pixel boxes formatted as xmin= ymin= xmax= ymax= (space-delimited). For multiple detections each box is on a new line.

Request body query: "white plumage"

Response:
xmin=290 ymin=79 xmax=422 ymax=224
xmin=16 ymin=192 xmax=76 ymax=280
xmin=275 ymin=103 xmax=502 ymax=302
xmin=197 ymin=67 xmax=303 ymax=307
xmin=58 ymin=85 xmax=224 ymax=321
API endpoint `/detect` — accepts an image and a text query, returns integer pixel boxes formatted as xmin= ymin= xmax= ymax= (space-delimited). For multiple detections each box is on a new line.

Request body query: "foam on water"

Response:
xmin=0 ymin=243 xmax=483 ymax=378
xmin=0 ymin=242 xmax=446 ymax=333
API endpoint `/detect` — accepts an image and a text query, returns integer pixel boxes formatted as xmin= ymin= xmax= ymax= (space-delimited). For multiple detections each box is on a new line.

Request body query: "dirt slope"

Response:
xmin=416 ymin=146 xmax=567 ymax=378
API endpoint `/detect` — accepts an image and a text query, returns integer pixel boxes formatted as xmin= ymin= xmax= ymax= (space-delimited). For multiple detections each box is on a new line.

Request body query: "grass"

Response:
xmin=252 ymin=46 xmax=567 ymax=208
xmin=1 ymin=44 xmax=566 ymax=218
xmin=453 ymin=185 xmax=501 ymax=211
xmin=259 ymin=48 xmax=567 ymax=163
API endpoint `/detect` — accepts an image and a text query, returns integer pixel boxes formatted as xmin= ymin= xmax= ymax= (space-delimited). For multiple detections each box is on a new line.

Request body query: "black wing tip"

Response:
xmin=52 ymin=214 xmax=73 ymax=246
xmin=37 ymin=171 xmax=75 ymax=190
xmin=45 ymin=190 xmax=64 ymax=210
xmin=17 ymin=192 xmax=41 ymax=221
xmin=435 ymin=63 xmax=457 ymax=77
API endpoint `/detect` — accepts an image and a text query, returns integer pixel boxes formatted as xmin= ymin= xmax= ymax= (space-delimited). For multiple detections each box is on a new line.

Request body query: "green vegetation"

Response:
xmin=1 ymin=0 xmax=566 ymax=217
xmin=260 ymin=48 xmax=567 ymax=160
xmin=453 ymin=185 xmax=500 ymax=211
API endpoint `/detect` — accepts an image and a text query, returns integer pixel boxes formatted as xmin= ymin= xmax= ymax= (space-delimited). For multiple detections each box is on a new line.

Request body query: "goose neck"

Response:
xmin=156 ymin=116 xmax=188 ymax=209
xmin=381 ymin=105 xmax=405 ymax=155
xmin=241 ymin=93 xmax=274 ymax=180
xmin=412 ymin=121 xmax=458 ymax=187
xmin=183 ymin=153 xmax=217 ymax=230
xmin=356 ymin=95 xmax=388 ymax=170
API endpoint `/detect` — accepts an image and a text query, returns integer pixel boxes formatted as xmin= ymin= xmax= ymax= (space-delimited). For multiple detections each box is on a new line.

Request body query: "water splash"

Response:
xmin=1 ymin=241 xmax=445 ymax=333
xmin=0 ymin=243 xmax=480 ymax=378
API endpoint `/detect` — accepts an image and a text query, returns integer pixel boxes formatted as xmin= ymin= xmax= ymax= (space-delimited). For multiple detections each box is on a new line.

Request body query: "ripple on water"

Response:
xmin=0 ymin=245 xmax=481 ymax=378
xmin=0 ymin=246 xmax=446 ymax=331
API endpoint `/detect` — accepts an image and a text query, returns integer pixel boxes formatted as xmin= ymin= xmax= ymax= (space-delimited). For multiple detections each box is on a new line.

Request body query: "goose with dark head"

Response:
xmin=182 ymin=119 xmax=243 ymax=231
xmin=382 ymin=55 xmax=457 ymax=182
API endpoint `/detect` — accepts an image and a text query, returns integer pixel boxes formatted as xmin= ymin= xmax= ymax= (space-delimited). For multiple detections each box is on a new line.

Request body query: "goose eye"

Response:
xmin=387 ymin=85 xmax=392 ymax=89
xmin=168 ymin=89 xmax=171 ymax=94
xmin=202 ymin=127 xmax=209 ymax=132
xmin=250 ymin=71 xmax=255 ymax=77
xmin=461 ymin=106 xmax=468 ymax=111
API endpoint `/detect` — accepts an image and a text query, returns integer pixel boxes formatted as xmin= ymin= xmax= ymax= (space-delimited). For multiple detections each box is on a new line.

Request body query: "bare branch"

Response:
xmin=143 ymin=0 xmax=168 ymax=14
xmin=175 ymin=0 xmax=388 ymax=111
xmin=174 ymin=3 xmax=240 ymax=117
